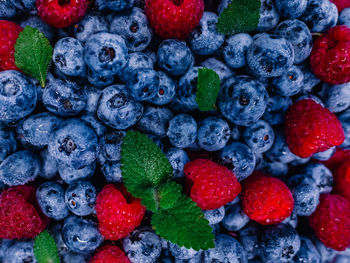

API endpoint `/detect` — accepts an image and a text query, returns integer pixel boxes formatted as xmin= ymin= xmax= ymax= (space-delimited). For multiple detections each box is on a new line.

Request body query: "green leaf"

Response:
xmin=158 ymin=180 xmax=182 ymax=210
xmin=34 ymin=230 xmax=60 ymax=263
xmin=196 ymin=68 xmax=221 ymax=111
xmin=216 ymin=0 xmax=261 ymax=35
xmin=14 ymin=26 xmax=53 ymax=88
xmin=152 ymin=195 xmax=215 ymax=251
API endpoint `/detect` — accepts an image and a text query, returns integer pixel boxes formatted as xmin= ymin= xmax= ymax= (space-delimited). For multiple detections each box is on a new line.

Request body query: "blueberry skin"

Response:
xmin=274 ymin=20 xmax=313 ymax=64
xmin=263 ymin=93 xmax=292 ymax=126
xmin=311 ymin=236 xmax=337 ymax=263
xmin=271 ymin=65 xmax=304 ymax=96
xmin=203 ymin=206 xmax=225 ymax=225
xmin=188 ymin=12 xmax=225 ymax=55
xmin=299 ymin=63 xmax=321 ymax=94
xmin=118 ymin=52 xmax=153 ymax=82
xmin=147 ymin=71 xmax=176 ymax=106
xmin=126 ymin=69 xmax=159 ymax=101
xmin=282 ymin=211 xmax=298 ymax=228
xmin=62 ymin=252 xmax=90 ymax=263
xmin=287 ymin=174 xmax=320 ymax=216
xmin=100 ymin=130 xmax=125 ymax=161
xmin=243 ymin=120 xmax=274 ymax=154
xmin=300 ymin=0 xmax=338 ymax=33
xmin=53 ymin=37 xmax=86 ymax=77
xmin=36 ymin=181 xmax=69 ymax=220
xmin=20 ymin=15 xmax=56 ymax=41
xmin=0 ymin=150 xmax=40 ymax=186
xmin=137 ymin=106 xmax=173 ymax=138
xmin=11 ymin=0 xmax=35 ymax=11
xmin=174 ymin=253 xmax=203 ymax=263
xmin=110 ymin=7 xmax=152 ymax=52
xmin=0 ymin=128 xmax=17 ymax=163
xmin=274 ymin=0 xmax=307 ymax=19
xmin=73 ymin=12 xmax=109 ymax=43
xmin=203 ymin=234 xmax=247 ymax=263
xmin=259 ymin=224 xmax=301 ymax=263
xmin=5 ymin=241 xmax=37 ymax=263
xmin=62 ymin=215 xmax=103 ymax=254
xmin=167 ymin=114 xmax=197 ymax=149
xmin=97 ymin=85 xmax=144 ymax=130
xmin=65 ymin=180 xmax=96 ymax=216
xmin=102 ymin=161 xmax=122 ymax=183
xmin=292 ymin=236 xmax=321 ymax=263
xmin=200 ymin=58 xmax=234 ymax=82
xmin=165 ymin=148 xmax=190 ymax=179
xmin=39 ymin=149 xmax=58 ymax=179
xmin=222 ymin=203 xmax=249 ymax=232
xmin=238 ymin=223 xmax=260 ymax=260
xmin=157 ymin=40 xmax=194 ymax=76
xmin=80 ymin=114 xmax=108 ymax=138
xmin=218 ymin=75 xmax=268 ymax=127
xmin=58 ymin=161 xmax=96 ymax=184
xmin=123 ymin=228 xmax=162 ymax=263
xmin=43 ymin=79 xmax=87 ymax=117
xmin=312 ymin=146 xmax=336 ymax=161
xmin=335 ymin=255 xmax=350 ymax=263
xmin=0 ymin=70 xmax=37 ymax=122
xmin=96 ymin=0 xmax=134 ymax=12
xmin=339 ymin=8 xmax=350 ymax=28
xmin=169 ymin=243 xmax=200 ymax=260
xmin=339 ymin=109 xmax=350 ymax=148
xmin=219 ymin=142 xmax=256 ymax=181
xmin=303 ymin=163 xmax=333 ymax=194
xmin=0 ymin=1 xmax=16 ymax=18
xmin=260 ymin=161 xmax=288 ymax=179
xmin=48 ymin=119 xmax=99 ymax=169
xmin=198 ymin=117 xmax=230 ymax=151
xmin=265 ymin=130 xmax=297 ymax=163
xmin=87 ymin=68 xmax=115 ymax=89
xmin=84 ymin=32 xmax=129 ymax=77
xmin=0 ymin=240 xmax=13 ymax=262
xmin=83 ymin=85 xmax=102 ymax=115
xmin=223 ymin=33 xmax=253 ymax=69
xmin=257 ymin=0 xmax=280 ymax=32
xmin=321 ymin=83 xmax=350 ymax=113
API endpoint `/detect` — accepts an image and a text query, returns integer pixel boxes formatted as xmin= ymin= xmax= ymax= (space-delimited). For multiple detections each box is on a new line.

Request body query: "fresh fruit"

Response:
xmin=0 ymin=20 xmax=22 ymax=71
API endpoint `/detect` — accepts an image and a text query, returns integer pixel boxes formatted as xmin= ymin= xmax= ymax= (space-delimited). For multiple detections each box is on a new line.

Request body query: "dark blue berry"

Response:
xmin=222 ymin=203 xmax=249 ymax=231
xmin=200 ymin=58 xmax=234 ymax=82
xmin=118 ymin=52 xmax=153 ymax=82
xmin=274 ymin=0 xmax=307 ymax=19
xmin=96 ymin=0 xmax=134 ymax=12
xmin=100 ymin=130 xmax=125 ymax=161
xmin=271 ymin=65 xmax=304 ymax=96
xmin=265 ymin=130 xmax=297 ymax=163
xmin=65 ymin=180 xmax=96 ymax=216
xmin=292 ymin=236 xmax=321 ymax=263
xmin=320 ymin=83 xmax=350 ymax=113
xmin=4 ymin=241 xmax=36 ymax=263
xmin=169 ymin=243 xmax=200 ymax=261
xmin=243 ymin=120 xmax=274 ymax=153
xmin=73 ymin=12 xmax=108 ymax=43
xmin=197 ymin=117 xmax=230 ymax=151
xmin=0 ymin=127 xmax=17 ymax=163
xmin=126 ymin=69 xmax=159 ymax=101
xmin=137 ymin=106 xmax=173 ymax=137
xmin=257 ymin=0 xmax=280 ymax=32
xmin=58 ymin=161 xmax=96 ymax=184
xmin=39 ymin=149 xmax=58 ymax=180
xmin=223 ymin=33 xmax=253 ymax=69
xmin=339 ymin=8 xmax=350 ymax=28
xmin=312 ymin=147 xmax=336 ymax=161
xmin=20 ymin=15 xmax=56 ymax=41
xmin=167 ymin=114 xmax=197 ymax=148
xmin=339 ymin=109 xmax=350 ymax=148
xmin=87 ymin=68 xmax=115 ymax=89
xmin=203 ymin=206 xmax=225 ymax=225
xmin=263 ymin=93 xmax=292 ymax=126
xmin=101 ymin=161 xmax=122 ymax=183
xmin=80 ymin=114 xmax=108 ymax=137
xmin=165 ymin=148 xmax=190 ymax=179
xmin=239 ymin=222 xmax=260 ymax=260
xmin=303 ymin=163 xmax=333 ymax=194
xmin=147 ymin=71 xmax=176 ymax=106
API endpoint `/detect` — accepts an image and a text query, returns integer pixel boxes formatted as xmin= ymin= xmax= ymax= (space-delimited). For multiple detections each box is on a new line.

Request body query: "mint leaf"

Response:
xmin=216 ymin=0 xmax=261 ymax=35
xmin=34 ymin=230 xmax=60 ymax=263
xmin=196 ymin=68 xmax=221 ymax=111
xmin=152 ymin=195 xmax=215 ymax=251
xmin=158 ymin=180 xmax=182 ymax=210
xmin=14 ymin=26 xmax=53 ymax=88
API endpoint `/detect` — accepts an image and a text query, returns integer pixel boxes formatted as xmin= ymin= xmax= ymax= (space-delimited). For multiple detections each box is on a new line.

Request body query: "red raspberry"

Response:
xmin=90 ymin=245 xmax=130 ymax=263
xmin=309 ymin=194 xmax=350 ymax=251
xmin=321 ymin=148 xmax=350 ymax=172
xmin=0 ymin=20 xmax=22 ymax=71
xmin=330 ymin=0 xmax=350 ymax=12
xmin=145 ymin=0 xmax=204 ymax=40
xmin=310 ymin=25 xmax=350 ymax=85
xmin=36 ymin=0 xmax=88 ymax=29
xmin=96 ymin=184 xmax=146 ymax=241
xmin=334 ymin=161 xmax=350 ymax=201
xmin=241 ymin=172 xmax=294 ymax=225
xmin=285 ymin=99 xmax=345 ymax=158
xmin=184 ymin=159 xmax=241 ymax=210
xmin=0 ymin=185 xmax=48 ymax=239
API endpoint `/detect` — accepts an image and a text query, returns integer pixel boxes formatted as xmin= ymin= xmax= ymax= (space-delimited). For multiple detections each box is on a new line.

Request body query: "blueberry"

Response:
xmin=167 ymin=114 xmax=197 ymax=148
xmin=165 ymin=148 xmax=190 ymax=179
xmin=36 ymin=181 xmax=69 ymax=220
xmin=100 ymin=130 xmax=125 ymax=161
xmin=73 ymin=12 xmax=109 ymax=43
xmin=0 ymin=240 xmax=13 ymax=262
xmin=311 ymin=235 xmax=337 ymax=263
xmin=299 ymin=62 xmax=321 ymax=94
xmin=4 ymin=241 xmax=36 ymax=263
xmin=243 ymin=120 xmax=274 ymax=153
xmin=53 ymin=37 xmax=86 ymax=77
xmin=231 ymin=125 xmax=241 ymax=140
xmin=188 ymin=12 xmax=225 ymax=55
xmin=80 ymin=114 xmax=108 ymax=137
xmin=0 ymin=127 xmax=17 ymax=163
xmin=200 ymin=57 xmax=234 ymax=82
xmin=339 ymin=8 xmax=350 ymax=28
xmin=223 ymin=33 xmax=253 ymax=69
xmin=58 ymin=161 xmax=96 ymax=184
xmin=84 ymin=32 xmax=129 ymax=77
xmin=260 ymin=160 xmax=289 ymax=179
xmin=259 ymin=224 xmax=301 ymax=263
xmin=39 ymin=149 xmax=58 ymax=180
xmin=312 ymin=146 xmax=336 ymax=161
xmin=222 ymin=203 xmax=249 ymax=231
xmin=257 ymin=0 xmax=280 ymax=32
xmin=203 ymin=206 xmax=225 ymax=225
xmin=97 ymin=85 xmax=144 ymax=129
xmin=274 ymin=19 xmax=313 ymax=64
xmin=157 ymin=40 xmax=194 ymax=76
xmin=197 ymin=117 xmax=230 ymax=151
xmin=238 ymin=223 xmax=260 ymax=260
xmin=263 ymin=94 xmax=292 ymax=126
xmin=101 ymin=161 xmax=122 ymax=183
xmin=62 ymin=215 xmax=103 ymax=254
xmin=65 ymin=180 xmax=96 ymax=216
xmin=126 ymin=69 xmax=159 ymax=101
xmin=292 ymin=236 xmax=321 ymax=263
xmin=271 ymin=65 xmax=304 ymax=96
xmin=83 ymin=86 xmax=102 ymax=114
xmin=169 ymin=243 xmax=200 ymax=260
xmin=96 ymin=0 xmax=134 ymax=12
xmin=339 ymin=109 xmax=350 ymax=148
xmin=123 ymin=228 xmax=162 ymax=263
xmin=0 ymin=150 xmax=40 ymax=186
xmin=48 ymin=119 xmax=99 ymax=169
xmin=62 ymin=252 xmax=90 ymax=263
xmin=0 ymin=1 xmax=16 ymax=18
xmin=247 ymin=33 xmax=294 ymax=78
xmin=20 ymin=15 xmax=56 ymax=41
xmin=219 ymin=142 xmax=256 ymax=181
xmin=110 ymin=7 xmax=152 ymax=52
xmin=203 ymin=234 xmax=247 ymax=263
xmin=282 ymin=211 xmax=298 ymax=228
xmin=274 ymin=0 xmax=307 ymax=19
xmin=265 ymin=130 xmax=297 ymax=163
xmin=11 ymin=0 xmax=35 ymax=11
xmin=87 ymin=68 xmax=115 ymax=89
xmin=217 ymin=0 xmax=231 ymax=15
xmin=0 ymin=70 xmax=37 ymax=122
xmin=303 ymin=163 xmax=333 ymax=194
xmin=218 ymin=75 xmax=268 ymax=127
xmin=287 ymin=174 xmax=320 ymax=216
xmin=118 ymin=52 xmax=153 ymax=82
xmin=321 ymin=82 xmax=350 ymax=113
xmin=300 ymin=0 xmax=338 ymax=33
xmin=147 ymin=71 xmax=176 ymax=106
xmin=43 ymin=79 xmax=87 ymax=117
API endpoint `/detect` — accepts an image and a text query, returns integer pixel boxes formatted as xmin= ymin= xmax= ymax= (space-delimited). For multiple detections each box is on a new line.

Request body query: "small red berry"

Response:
xmin=0 ymin=20 xmax=22 ymax=71
xmin=90 ymin=245 xmax=130 ymax=263
xmin=330 ymin=0 xmax=350 ymax=12
xmin=321 ymin=148 xmax=350 ymax=172
xmin=334 ymin=161 xmax=350 ymax=201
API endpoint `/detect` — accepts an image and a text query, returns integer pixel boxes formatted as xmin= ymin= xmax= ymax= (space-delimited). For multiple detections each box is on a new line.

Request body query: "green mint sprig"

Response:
xmin=196 ymin=68 xmax=221 ymax=111
xmin=14 ymin=26 xmax=53 ymax=88
xmin=121 ymin=131 xmax=215 ymax=250
xmin=34 ymin=230 xmax=60 ymax=263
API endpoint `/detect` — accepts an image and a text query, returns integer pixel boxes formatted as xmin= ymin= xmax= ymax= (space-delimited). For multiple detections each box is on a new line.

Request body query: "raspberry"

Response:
xmin=184 ymin=159 xmax=241 ymax=210
xmin=36 ymin=0 xmax=88 ymax=29
xmin=90 ymin=245 xmax=130 ymax=263
xmin=285 ymin=99 xmax=345 ymax=158
xmin=330 ymin=0 xmax=350 ymax=12
xmin=334 ymin=161 xmax=350 ymax=201
xmin=310 ymin=25 xmax=350 ymax=85
xmin=145 ymin=0 xmax=204 ymax=40
xmin=241 ymin=172 xmax=294 ymax=225
xmin=95 ymin=184 xmax=146 ymax=241
xmin=0 ymin=185 xmax=48 ymax=239
xmin=0 ymin=20 xmax=22 ymax=71
xmin=321 ymin=148 xmax=350 ymax=172
xmin=309 ymin=194 xmax=350 ymax=251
